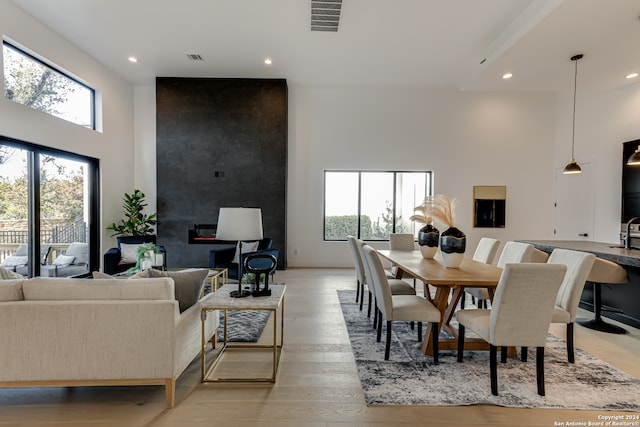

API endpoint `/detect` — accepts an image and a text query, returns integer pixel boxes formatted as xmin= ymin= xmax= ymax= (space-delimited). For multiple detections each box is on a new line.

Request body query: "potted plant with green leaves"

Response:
xmin=107 ymin=189 xmax=157 ymax=237
xmin=130 ymin=243 xmax=161 ymax=273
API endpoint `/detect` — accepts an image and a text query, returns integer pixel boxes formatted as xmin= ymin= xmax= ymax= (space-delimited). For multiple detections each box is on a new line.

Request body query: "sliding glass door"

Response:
xmin=0 ymin=137 xmax=99 ymax=277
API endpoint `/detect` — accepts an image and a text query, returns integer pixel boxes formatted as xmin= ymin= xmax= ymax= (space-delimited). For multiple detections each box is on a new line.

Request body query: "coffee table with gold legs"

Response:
xmin=200 ymin=283 xmax=285 ymax=383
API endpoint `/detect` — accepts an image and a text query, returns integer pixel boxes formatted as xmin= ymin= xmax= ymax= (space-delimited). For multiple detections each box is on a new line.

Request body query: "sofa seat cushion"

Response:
xmin=146 ymin=268 xmax=208 ymax=312
xmin=0 ymin=280 xmax=25 ymax=301
xmin=23 ymin=277 xmax=175 ymax=301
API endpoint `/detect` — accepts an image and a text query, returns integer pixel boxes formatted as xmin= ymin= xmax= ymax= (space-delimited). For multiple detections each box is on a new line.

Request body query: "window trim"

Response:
xmin=3 ymin=39 xmax=96 ymax=130
xmin=323 ymin=170 xmax=433 ymax=242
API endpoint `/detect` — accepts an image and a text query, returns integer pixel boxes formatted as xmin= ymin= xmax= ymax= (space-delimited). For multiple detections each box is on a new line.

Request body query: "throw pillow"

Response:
xmin=0 ymin=267 xmax=25 ymax=280
xmin=92 ymin=270 xmax=151 ymax=279
xmin=129 ymin=269 xmax=151 ymax=279
xmin=92 ymin=271 xmax=113 ymax=279
xmin=231 ymin=241 xmax=260 ymax=264
xmin=119 ymin=243 xmax=141 ymax=264
xmin=146 ymin=268 xmax=208 ymax=312
xmin=0 ymin=279 xmax=24 ymax=301
xmin=1 ymin=255 xmax=28 ymax=267
xmin=52 ymin=254 xmax=75 ymax=266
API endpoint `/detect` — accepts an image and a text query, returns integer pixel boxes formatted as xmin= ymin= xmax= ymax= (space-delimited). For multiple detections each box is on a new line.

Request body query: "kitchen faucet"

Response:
xmin=623 ymin=216 xmax=640 ymax=249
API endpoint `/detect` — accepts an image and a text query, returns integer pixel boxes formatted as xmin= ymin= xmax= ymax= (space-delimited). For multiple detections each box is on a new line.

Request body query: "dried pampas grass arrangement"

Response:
xmin=409 ymin=202 xmax=433 ymax=226
xmin=413 ymin=194 xmax=457 ymax=228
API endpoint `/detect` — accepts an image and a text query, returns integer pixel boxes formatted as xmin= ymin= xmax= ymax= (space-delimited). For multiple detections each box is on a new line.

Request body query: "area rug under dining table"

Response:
xmin=337 ymin=290 xmax=640 ymax=410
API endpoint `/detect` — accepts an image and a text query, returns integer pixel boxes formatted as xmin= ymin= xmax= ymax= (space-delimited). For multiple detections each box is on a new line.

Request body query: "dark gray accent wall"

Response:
xmin=156 ymin=77 xmax=287 ymax=269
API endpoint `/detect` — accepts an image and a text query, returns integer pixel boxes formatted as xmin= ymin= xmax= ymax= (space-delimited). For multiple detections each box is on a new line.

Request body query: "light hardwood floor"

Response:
xmin=1 ymin=268 xmax=638 ymax=426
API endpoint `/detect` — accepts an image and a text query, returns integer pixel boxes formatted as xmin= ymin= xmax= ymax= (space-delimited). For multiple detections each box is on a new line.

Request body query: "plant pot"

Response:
xmin=418 ymin=224 xmax=439 ymax=259
xmin=439 ymin=226 xmax=466 ymax=268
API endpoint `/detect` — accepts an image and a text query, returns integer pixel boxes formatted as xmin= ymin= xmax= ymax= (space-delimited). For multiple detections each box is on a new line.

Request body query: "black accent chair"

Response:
xmin=208 ymin=237 xmax=273 ymax=281
xmin=103 ymin=235 xmax=166 ymax=275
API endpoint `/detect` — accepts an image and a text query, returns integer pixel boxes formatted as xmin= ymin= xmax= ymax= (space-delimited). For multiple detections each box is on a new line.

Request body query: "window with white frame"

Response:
xmin=324 ymin=170 xmax=433 ymax=241
xmin=2 ymin=40 xmax=95 ymax=129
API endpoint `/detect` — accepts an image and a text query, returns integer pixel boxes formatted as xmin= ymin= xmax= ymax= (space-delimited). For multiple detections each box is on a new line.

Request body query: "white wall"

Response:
xmin=0 ymin=1 xmax=136 ymax=256
xmin=286 ymin=87 xmax=557 ymax=267
xmin=553 ymin=84 xmax=640 ymax=243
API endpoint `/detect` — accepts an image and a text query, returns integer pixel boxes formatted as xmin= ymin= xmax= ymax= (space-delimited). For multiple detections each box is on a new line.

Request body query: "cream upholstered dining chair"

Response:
xmin=460 ymin=238 xmax=500 ymax=309
xmin=347 ymin=235 xmax=367 ymax=309
xmin=466 ymin=241 xmax=544 ymax=308
xmin=546 ymin=248 xmax=596 ymax=363
xmin=363 ymin=245 xmax=441 ymax=363
xmin=388 ymin=233 xmax=418 ymax=288
xmin=357 ymin=239 xmax=415 ymax=328
xmin=456 ymin=263 xmax=567 ymax=396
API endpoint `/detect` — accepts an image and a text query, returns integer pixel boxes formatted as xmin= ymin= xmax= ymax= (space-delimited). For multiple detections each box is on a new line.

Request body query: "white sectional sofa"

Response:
xmin=0 ymin=276 xmax=217 ymax=408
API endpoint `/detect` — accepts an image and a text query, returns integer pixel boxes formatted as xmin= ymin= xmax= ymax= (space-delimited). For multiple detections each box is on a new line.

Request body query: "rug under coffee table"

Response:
xmin=200 ymin=283 xmax=286 ymax=383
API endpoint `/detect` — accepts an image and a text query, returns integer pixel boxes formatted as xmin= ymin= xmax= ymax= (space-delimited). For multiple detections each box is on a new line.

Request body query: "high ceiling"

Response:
xmin=10 ymin=0 xmax=640 ymax=92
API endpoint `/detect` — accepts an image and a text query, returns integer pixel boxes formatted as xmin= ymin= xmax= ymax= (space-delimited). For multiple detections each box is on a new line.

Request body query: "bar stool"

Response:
xmin=577 ymin=257 xmax=628 ymax=334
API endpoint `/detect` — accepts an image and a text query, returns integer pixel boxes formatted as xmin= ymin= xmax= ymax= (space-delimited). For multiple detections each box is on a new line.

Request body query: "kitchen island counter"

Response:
xmin=518 ymin=240 xmax=640 ymax=268
xmin=519 ymin=240 xmax=640 ymax=329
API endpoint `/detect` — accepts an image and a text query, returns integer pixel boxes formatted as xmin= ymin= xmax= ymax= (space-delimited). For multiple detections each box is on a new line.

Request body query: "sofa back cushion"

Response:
xmin=22 ymin=277 xmax=175 ymax=301
xmin=0 ymin=280 xmax=25 ymax=301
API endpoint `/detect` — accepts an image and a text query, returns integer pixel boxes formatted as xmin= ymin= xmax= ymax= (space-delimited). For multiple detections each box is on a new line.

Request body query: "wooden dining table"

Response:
xmin=376 ymin=249 xmax=503 ymax=356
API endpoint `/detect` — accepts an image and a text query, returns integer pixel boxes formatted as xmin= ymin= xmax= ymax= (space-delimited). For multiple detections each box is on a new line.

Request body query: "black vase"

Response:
xmin=439 ymin=226 xmax=466 ymax=268
xmin=418 ymin=224 xmax=439 ymax=259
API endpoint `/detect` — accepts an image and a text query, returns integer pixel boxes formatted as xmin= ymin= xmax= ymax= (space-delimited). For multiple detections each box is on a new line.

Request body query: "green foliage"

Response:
xmin=324 ymin=215 xmax=363 ymax=240
xmin=3 ymin=44 xmax=76 ymax=116
xmin=241 ymin=273 xmax=264 ymax=284
xmin=107 ymin=190 xmax=157 ymax=237
xmin=325 ymin=202 xmax=406 ymax=240
xmin=0 ymin=176 xmax=27 ymax=219
xmin=126 ymin=243 xmax=160 ymax=274
xmin=0 ymin=155 xmax=84 ymax=222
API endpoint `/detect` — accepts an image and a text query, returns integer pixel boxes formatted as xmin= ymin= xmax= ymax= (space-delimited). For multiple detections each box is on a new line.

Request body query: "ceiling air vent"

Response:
xmin=310 ymin=0 xmax=342 ymax=32
xmin=185 ymin=53 xmax=204 ymax=61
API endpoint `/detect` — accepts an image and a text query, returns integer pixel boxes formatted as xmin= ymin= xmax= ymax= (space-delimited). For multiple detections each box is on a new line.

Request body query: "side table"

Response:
xmin=200 ymin=283 xmax=285 ymax=383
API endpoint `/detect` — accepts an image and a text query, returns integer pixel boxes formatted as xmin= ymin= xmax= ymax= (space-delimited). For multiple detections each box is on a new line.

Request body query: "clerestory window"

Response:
xmin=3 ymin=39 xmax=95 ymax=129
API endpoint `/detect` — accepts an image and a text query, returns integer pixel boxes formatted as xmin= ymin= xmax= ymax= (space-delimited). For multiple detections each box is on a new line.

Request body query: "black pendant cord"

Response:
xmin=571 ymin=55 xmax=580 ymax=160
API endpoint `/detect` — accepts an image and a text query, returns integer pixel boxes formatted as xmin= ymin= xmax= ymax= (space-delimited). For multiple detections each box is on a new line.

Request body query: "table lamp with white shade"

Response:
xmin=215 ymin=207 xmax=263 ymax=298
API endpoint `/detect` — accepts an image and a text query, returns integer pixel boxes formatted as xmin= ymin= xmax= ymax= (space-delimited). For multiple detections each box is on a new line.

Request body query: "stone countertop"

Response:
xmin=518 ymin=240 xmax=640 ymax=268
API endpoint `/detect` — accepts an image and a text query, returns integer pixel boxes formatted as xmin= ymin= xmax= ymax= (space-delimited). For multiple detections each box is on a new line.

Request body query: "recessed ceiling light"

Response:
xmin=626 ymin=73 xmax=638 ymax=79
xmin=264 ymin=58 xmax=272 ymax=65
xmin=502 ymin=73 xmax=513 ymax=79
xmin=128 ymin=56 xmax=138 ymax=63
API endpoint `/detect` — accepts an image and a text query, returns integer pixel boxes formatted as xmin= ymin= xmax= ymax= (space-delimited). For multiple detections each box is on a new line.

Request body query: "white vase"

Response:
xmin=441 ymin=251 xmax=464 ymax=268
xmin=419 ymin=245 xmax=437 ymax=259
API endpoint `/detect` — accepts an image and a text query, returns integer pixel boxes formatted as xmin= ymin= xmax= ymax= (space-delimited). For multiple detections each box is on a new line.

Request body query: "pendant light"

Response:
xmin=627 ymin=146 xmax=640 ymax=165
xmin=563 ymin=54 xmax=583 ymax=175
